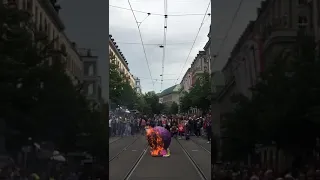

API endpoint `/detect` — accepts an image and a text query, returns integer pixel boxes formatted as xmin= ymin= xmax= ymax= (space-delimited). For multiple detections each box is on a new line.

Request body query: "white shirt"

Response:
xmin=109 ymin=119 xmax=112 ymax=127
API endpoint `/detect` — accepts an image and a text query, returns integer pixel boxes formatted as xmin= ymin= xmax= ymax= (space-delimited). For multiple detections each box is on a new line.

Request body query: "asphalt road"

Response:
xmin=190 ymin=136 xmax=211 ymax=153
xmin=109 ymin=136 xmax=148 ymax=180
xmin=127 ymin=138 xmax=204 ymax=180
xmin=178 ymin=138 xmax=211 ymax=179
xmin=109 ymin=136 xmax=139 ymax=161
xmin=109 ymin=136 xmax=211 ymax=180
xmin=109 ymin=137 xmax=122 ymax=144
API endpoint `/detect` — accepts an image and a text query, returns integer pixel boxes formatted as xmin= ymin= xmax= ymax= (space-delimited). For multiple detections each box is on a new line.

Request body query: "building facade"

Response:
xmin=308 ymin=0 xmax=320 ymax=53
xmin=4 ymin=0 xmax=83 ymax=85
xmin=190 ymin=51 xmax=210 ymax=86
xmin=158 ymin=84 xmax=182 ymax=106
xmin=204 ymin=26 xmax=212 ymax=75
xmin=210 ymin=0 xmax=313 ymax=165
xmin=78 ymin=48 xmax=102 ymax=110
xmin=109 ymin=35 xmax=136 ymax=89
xmin=180 ymin=68 xmax=193 ymax=92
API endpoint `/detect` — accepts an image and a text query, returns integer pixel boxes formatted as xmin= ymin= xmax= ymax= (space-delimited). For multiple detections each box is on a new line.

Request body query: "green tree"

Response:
xmin=223 ymin=35 xmax=320 ymax=160
xmin=118 ymin=81 xmax=137 ymax=109
xmin=109 ymin=53 xmax=125 ymax=106
xmin=142 ymin=92 xmax=164 ymax=115
xmin=0 ymin=5 xmax=105 ymax=157
xmin=179 ymin=72 xmax=211 ymax=113
xmin=179 ymin=91 xmax=192 ymax=113
xmin=134 ymin=94 xmax=150 ymax=114
xmin=109 ymin=52 xmax=139 ymax=109
xmin=169 ymin=102 xmax=179 ymax=114
xmin=221 ymin=94 xmax=260 ymax=160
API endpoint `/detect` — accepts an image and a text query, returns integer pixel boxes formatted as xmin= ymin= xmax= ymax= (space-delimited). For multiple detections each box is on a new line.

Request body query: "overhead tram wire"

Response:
xmin=110 ymin=5 xmax=211 ymax=17
xmin=160 ymin=0 xmax=168 ymax=92
xmin=174 ymin=1 xmax=211 ymax=84
xmin=127 ymin=0 xmax=155 ymax=89
xmin=212 ymin=0 xmax=244 ymax=66
xmin=115 ymin=41 xmax=207 ymax=45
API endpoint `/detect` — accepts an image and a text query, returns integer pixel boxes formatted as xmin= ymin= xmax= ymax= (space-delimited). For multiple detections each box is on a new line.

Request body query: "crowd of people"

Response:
xmin=215 ymin=163 xmax=320 ymax=180
xmin=108 ymin=112 xmax=213 ymax=143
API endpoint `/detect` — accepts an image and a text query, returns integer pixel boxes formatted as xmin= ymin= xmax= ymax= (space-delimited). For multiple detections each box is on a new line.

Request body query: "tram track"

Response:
xmin=109 ymin=137 xmax=140 ymax=162
xmin=190 ymin=138 xmax=211 ymax=155
xmin=122 ymin=145 xmax=148 ymax=180
xmin=109 ymin=136 xmax=123 ymax=144
xmin=176 ymin=138 xmax=209 ymax=180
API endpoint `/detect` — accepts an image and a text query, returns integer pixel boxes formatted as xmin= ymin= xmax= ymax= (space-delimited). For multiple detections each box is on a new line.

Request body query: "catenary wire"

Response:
xmin=138 ymin=13 xmax=150 ymax=27
xmin=127 ymin=0 xmax=155 ymax=89
xmin=110 ymin=5 xmax=211 ymax=17
xmin=212 ymin=0 xmax=244 ymax=67
xmin=114 ymin=41 xmax=208 ymax=45
xmin=174 ymin=1 xmax=211 ymax=84
xmin=160 ymin=0 xmax=168 ymax=92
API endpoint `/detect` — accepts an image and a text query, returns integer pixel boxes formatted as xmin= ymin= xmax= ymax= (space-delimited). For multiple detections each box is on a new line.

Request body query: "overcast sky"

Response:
xmin=59 ymin=0 xmax=263 ymax=98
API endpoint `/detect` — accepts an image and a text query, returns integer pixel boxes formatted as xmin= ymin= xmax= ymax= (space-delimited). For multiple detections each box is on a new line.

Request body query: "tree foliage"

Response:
xmin=169 ymin=102 xmax=179 ymax=114
xmin=109 ymin=53 xmax=137 ymax=109
xmin=179 ymin=72 xmax=211 ymax=113
xmin=0 ymin=5 xmax=107 ymax=159
xmin=222 ymin=35 xmax=320 ymax=160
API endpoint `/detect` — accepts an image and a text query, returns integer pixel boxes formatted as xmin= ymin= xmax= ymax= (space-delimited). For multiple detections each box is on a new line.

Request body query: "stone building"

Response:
xmin=3 ymin=0 xmax=83 ymax=84
xmin=211 ymin=0 xmax=313 ymax=169
xmin=109 ymin=35 xmax=136 ymax=89
xmin=78 ymin=48 xmax=102 ymax=110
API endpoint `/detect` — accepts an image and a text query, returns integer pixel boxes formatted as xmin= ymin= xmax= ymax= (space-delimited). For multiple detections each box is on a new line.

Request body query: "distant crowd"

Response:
xmin=109 ymin=113 xmax=212 ymax=143
xmin=216 ymin=163 xmax=320 ymax=180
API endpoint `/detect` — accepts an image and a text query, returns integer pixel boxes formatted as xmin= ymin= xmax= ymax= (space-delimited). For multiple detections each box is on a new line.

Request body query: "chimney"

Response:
xmin=71 ymin=42 xmax=76 ymax=48
xmin=87 ymin=49 xmax=92 ymax=56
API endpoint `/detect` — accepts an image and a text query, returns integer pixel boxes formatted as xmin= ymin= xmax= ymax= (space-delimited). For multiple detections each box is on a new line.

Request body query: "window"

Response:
xmin=44 ymin=19 xmax=47 ymax=32
xmin=35 ymin=6 xmax=38 ymax=28
xmin=26 ymin=0 xmax=32 ymax=11
xmin=289 ymin=0 xmax=292 ymax=27
xmin=47 ymin=24 xmax=51 ymax=39
xmin=318 ymin=0 xmax=320 ymax=26
xmin=39 ymin=12 xmax=43 ymax=31
xmin=283 ymin=13 xmax=288 ymax=26
xmin=298 ymin=15 xmax=308 ymax=28
xmin=298 ymin=0 xmax=307 ymax=5
xmin=23 ymin=0 xmax=27 ymax=9
xmin=88 ymin=65 xmax=94 ymax=76
xmin=88 ymin=83 xmax=94 ymax=96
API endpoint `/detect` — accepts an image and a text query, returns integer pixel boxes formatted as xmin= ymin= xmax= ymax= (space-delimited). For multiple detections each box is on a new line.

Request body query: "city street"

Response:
xmin=109 ymin=135 xmax=211 ymax=180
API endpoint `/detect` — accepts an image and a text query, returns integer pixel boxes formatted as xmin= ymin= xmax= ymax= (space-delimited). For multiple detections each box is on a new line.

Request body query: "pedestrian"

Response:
xmin=109 ymin=118 xmax=112 ymax=138
xmin=141 ymin=118 xmax=146 ymax=134
xmin=188 ymin=117 xmax=194 ymax=136
xmin=178 ymin=122 xmax=184 ymax=139
xmin=130 ymin=119 xmax=134 ymax=136
xmin=205 ymin=118 xmax=212 ymax=143
xmin=120 ymin=118 xmax=125 ymax=137
xmin=112 ymin=118 xmax=116 ymax=136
